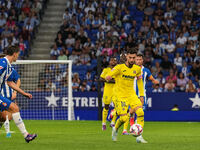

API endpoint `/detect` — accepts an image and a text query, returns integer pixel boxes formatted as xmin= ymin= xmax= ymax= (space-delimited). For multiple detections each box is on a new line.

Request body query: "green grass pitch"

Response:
xmin=1 ymin=121 xmax=200 ymax=150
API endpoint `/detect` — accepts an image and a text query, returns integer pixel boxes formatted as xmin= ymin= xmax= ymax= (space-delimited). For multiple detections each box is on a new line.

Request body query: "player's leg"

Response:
xmin=0 ymin=96 xmax=37 ymax=142
xmin=102 ymin=95 xmax=112 ymax=130
xmin=1 ymin=111 xmax=12 ymax=137
xmin=110 ymin=96 xmax=117 ymax=127
xmin=130 ymin=95 xmax=147 ymax=143
xmin=122 ymin=112 xmax=130 ymax=135
xmin=122 ymin=98 xmax=131 ymax=135
xmin=112 ymin=98 xmax=129 ymax=141
xmin=102 ymin=104 xmax=109 ymax=130
xmin=110 ymin=109 xmax=117 ymax=127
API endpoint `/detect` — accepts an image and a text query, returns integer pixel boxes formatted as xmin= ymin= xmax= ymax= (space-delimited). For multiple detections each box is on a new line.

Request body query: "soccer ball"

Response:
xmin=130 ymin=124 xmax=143 ymax=137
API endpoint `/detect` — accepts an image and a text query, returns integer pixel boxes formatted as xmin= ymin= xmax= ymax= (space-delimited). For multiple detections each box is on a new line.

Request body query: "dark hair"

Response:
xmin=0 ymin=53 xmax=6 ymax=58
xmin=137 ymin=53 xmax=144 ymax=58
xmin=127 ymin=49 xmax=137 ymax=55
xmin=6 ymin=46 xmax=19 ymax=56
xmin=109 ymin=56 xmax=117 ymax=61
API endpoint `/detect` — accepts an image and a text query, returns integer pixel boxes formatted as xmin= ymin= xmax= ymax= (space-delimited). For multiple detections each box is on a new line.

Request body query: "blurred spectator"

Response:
xmin=171 ymin=104 xmax=179 ymax=111
xmin=19 ymin=37 xmax=26 ymax=59
xmin=181 ymin=61 xmax=190 ymax=77
xmin=72 ymin=73 xmax=81 ymax=91
xmin=69 ymin=50 xmax=79 ymax=65
xmin=102 ymin=42 xmax=113 ymax=56
xmin=185 ymin=79 xmax=197 ymax=93
xmin=177 ymin=72 xmax=189 ymax=92
xmin=45 ymin=80 xmax=57 ymax=92
xmin=50 ymin=44 xmax=60 ymax=59
xmin=174 ymin=53 xmax=182 ymax=67
xmin=65 ymin=34 xmax=75 ymax=46
xmin=151 ymin=61 xmax=161 ymax=77
xmin=79 ymin=80 xmax=90 ymax=92
xmin=166 ymin=40 xmax=175 ymax=53
xmin=152 ymin=84 xmax=163 ymax=93
xmin=85 ymin=71 xmax=92 ymax=81
xmin=90 ymin=84 xmax=97 ymax=92
xmin=58 ymin=50 xmax=67 ymax=60
xmin=176 ymin=33 xmax=187 ymax=48
xmin=166 ymin=70 xmax=177 ymax=85
xmin=160 ymin=55 xmax=173 ymax=71
xmin=194 ymin=50 xmax=200 ymax=63
xmin=164 ymin=79 xmax=175 ymax=92
xmin=156 ymin=72 xmax=166 ymax=88
xmin=189 ymin=62 xmax=200 ymax=77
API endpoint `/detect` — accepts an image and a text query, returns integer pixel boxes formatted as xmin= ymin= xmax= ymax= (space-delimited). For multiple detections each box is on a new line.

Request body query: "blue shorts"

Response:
xmin=0 ymin=95 xmax=12 ymax=112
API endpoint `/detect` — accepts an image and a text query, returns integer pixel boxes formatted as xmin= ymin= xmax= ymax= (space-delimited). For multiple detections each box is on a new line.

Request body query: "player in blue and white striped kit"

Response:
xmin=0 ymin=46 xmax=37 ymax=143
xmin=0 ymin=67 xmax=20 ymax=138
xmin=130 ymin=53 xmax=159 ymax=143
xmin=130 ymin=53 xmax=159 ymax=126
xmin=134 ymin=53 xmax=159 ymax=111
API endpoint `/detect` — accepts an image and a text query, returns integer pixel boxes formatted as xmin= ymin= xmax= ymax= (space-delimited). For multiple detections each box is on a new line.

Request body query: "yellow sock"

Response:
xmin=115 ymin=114 xmax=128 ymax=130
xmin=135 ymin=108 xmax=144 ymax=127
xmin=115 ymin=118 xmax=123 ymax=130
xmin=111 ymin=110 xmax=117 ymax=124
xmin=102 ymin=108 xmax=108 ymax=124
xmin=123 ymin=114 xmax=130 ymax=131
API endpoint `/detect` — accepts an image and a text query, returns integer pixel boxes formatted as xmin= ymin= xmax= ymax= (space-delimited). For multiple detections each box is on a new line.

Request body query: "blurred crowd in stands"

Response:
xmin=50 ymin=0 xmax=199 ymax=93
xmin=0 ymin=0 xmax=47 ymax=59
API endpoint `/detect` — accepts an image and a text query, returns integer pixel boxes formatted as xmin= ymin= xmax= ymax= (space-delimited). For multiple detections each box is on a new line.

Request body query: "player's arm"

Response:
xmin=105 ymin=65 xmax=120 ymax=81
xmin=7 ymin=81 xmax=32 ymax=99
xmin=11 ymin=78 xmax=21 ymax=100
xmin=100 ymin=77 xmax=115 ymax=83
xmin=100 ymin=68 xmax=115 ymax=83
xmin=149 ymin=75 xmax=159 ymax=84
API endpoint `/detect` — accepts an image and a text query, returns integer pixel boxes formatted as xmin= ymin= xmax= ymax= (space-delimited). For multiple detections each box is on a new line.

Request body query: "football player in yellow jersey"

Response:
xmin=100 ymin=57 xmax=117 ymax=130
xmin=105 ymin=49 xmax=147 ymax=142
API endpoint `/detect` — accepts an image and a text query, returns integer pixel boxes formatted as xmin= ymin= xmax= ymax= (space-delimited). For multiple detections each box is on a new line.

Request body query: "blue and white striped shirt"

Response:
xmin=0 ymin=57 xmax=13 ymax=91
xmin=1 ymin=69 xmax=20 ymax=99
xmin=134 ymin=66 xmax=152 ymax=98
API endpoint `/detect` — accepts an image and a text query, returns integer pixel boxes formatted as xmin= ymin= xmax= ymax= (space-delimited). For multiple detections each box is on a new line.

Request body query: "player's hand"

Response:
xmin=140 ymin=97 xmax=144 ymax=105
xmin=153 ymin=80 xmax=159 ymax=84
xmin=24 ymin=93 xmax=32 ymax=99
xmin=105 ymin=76 xmax=112 ymax=81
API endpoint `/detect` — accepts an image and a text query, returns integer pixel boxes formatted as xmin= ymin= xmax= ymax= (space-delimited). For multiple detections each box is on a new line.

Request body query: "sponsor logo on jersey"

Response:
xmin=133 ymin=71 xmax=136 ymax=74
xmin=123 ymin=70 xmax=126 ymax=72
xmin=122 ymin=74 xmax=134 ymax=79
xmin=0 ymin=66 xmax=3 ymax=70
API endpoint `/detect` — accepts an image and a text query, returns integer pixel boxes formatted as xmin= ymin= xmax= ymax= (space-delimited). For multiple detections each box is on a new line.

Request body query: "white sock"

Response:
xmin=4 ymin=115 xmax=10 ymax=134
xmin=111 ymin=121 xmax=115 ymax=125
xmin=12 ymin=112 xmax=28 ymax=138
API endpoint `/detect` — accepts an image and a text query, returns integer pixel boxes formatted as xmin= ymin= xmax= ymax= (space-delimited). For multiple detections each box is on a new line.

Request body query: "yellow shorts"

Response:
xmin=111 ymin=95 xmax=117 ymax=106
xmin=103 ymin=94 xmax=113 ymax=105
xmin=128 ymin=94 xmax=142 ymax=110
xmin=114 ymin=97 xmax=129 ymax=115
xmin=114 ymin=95 xmax=142 ymax=115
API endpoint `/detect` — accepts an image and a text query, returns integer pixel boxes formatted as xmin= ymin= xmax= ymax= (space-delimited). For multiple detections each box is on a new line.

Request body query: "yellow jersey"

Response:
xmin=106 ymin=64 xmax=144 ymax=98
xmin=100 ymin=67 xmax=115 ymax=96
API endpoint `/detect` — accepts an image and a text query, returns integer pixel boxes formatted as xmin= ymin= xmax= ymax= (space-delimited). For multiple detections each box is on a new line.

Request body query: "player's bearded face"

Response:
xmin=126 ymin=54 xmax=136 ymax=65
